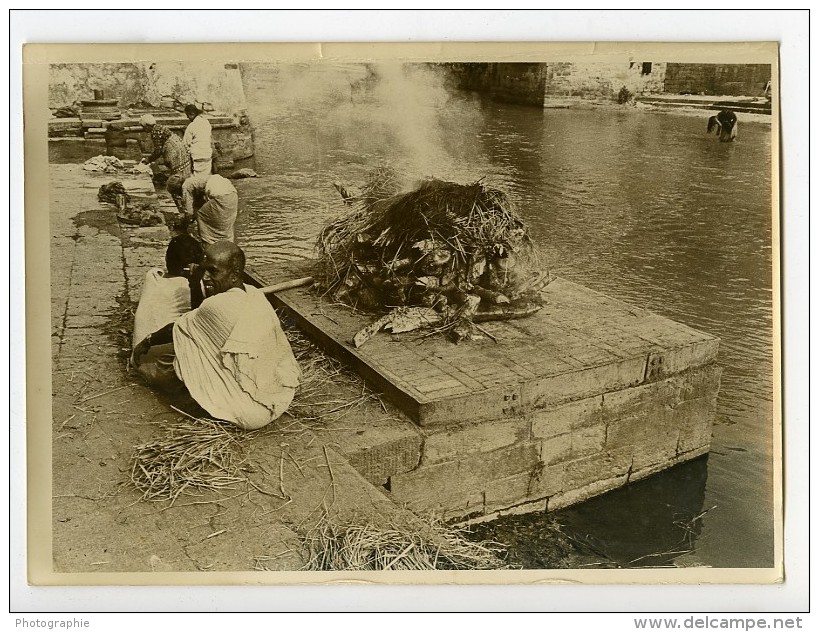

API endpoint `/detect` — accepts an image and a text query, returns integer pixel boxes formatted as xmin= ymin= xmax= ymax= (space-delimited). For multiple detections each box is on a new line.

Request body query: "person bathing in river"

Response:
xmin=167 ymin=172 xmax=239 ymax=245
xmin=131 ymin=235 xmax=203 ymax=391
xmin=132 ymin=241 xmax=301 ymax=430
xmin=138 ymin=114 xmax=192 ymax=178
xmin=183 ymin=104 xmax=214 ymax=175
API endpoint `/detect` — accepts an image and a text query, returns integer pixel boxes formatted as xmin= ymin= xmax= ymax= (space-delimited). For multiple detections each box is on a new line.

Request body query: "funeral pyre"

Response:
xmin=317 ymin=168 xmax=552 ymax=345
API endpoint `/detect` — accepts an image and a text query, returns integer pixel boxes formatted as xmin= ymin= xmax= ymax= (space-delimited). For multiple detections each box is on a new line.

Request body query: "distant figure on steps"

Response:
xmin=183 ymin=104 xmax=214 ymax=175
xmin=707 ymin=110 xmax=738 ymax=143
xmin=139 ymin=114 xmax=192 ymax=177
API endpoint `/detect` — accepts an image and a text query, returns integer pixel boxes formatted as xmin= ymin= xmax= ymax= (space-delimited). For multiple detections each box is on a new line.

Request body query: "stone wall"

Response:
xmin=443 ymin=63 xmax=548 ymax=106
xmin=443 ymin=62 xmax=771 ymax=105
xmin=264 ymin=265 xmax=723 ymax=523
xmin=445 ymin=61 xmax=667 ymax=104
xmin=50 ymin=63 xmax=151 ymax=109
xmin=544 ymin=62 xmax=667 ymax=100
xmin=663 ymin=63 xmax=771 ymax=96
xmin=388 ymin=364 xmax=721 ymax=521
xmin=49 ymin=61 xmax=248 ymax=115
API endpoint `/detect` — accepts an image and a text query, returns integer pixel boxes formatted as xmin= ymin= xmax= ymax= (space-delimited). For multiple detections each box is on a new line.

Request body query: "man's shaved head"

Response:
xmin=205 ymin=241 xmax=245 ymax=273
xmin=201 ymin=241 xmax=246 ymax=296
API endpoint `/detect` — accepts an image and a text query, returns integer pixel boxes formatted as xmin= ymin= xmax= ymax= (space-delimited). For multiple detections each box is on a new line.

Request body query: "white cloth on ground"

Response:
xmin=172 ymin=285 xmax=301 ymax=430
xmin=83 ymin=155 xmax=125 ymax=173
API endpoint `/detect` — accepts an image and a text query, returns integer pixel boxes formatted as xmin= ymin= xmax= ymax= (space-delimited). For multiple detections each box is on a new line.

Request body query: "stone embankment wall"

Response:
xmin=264 ymin=269 xmax=722 ymax=524
xmin=388 ymin=357 xmax=721 ymax=522
xmin=443 ymin=61 xmax=665 ymax=104
xmin=49 ymin=61 xmax=249 ymax=114
xmin=444 ymin=62 xmax=772 ymax=105
xmin=663 ymin=63 xmax=771 ymax=96
xmin=544 ymin=62 xmax=667 ymax=100
xmin=442 ymin=63 xmax=548 ymax=106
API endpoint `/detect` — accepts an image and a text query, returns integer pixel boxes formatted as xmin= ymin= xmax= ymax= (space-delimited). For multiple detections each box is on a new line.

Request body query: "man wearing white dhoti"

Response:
xmin=183 ymin=104 xmax=213 ymax=175
xmin=132 ymin=242 xmax=300 ymax=430
xmin=167 ymin=172 xmax=239 ymax=245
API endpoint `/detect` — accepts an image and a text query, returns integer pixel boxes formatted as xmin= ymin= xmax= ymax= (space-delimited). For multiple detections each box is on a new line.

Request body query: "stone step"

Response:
xmin=636 ymin=98 xmax=771 ymax=115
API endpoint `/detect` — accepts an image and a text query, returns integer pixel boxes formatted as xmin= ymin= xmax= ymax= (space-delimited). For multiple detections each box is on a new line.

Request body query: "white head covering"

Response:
xmin=139 ymin=114 xmax=157 ymax=127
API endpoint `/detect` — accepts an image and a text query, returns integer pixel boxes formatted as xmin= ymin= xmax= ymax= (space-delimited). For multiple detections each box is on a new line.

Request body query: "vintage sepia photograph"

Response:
xmin=24 ymin=40 xmax=781 ymax=586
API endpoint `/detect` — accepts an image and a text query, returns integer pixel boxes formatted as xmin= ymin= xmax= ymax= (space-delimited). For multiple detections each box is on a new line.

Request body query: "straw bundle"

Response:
xmin=359 ymin=165 xmax=403 ymax=206
xmin=129 ymin=415 xmax=246 ymax=504
xmin=318 ymin=171 xmax=547 ymax=342
xmin=300 ymin=516 xmax=509 ymax=571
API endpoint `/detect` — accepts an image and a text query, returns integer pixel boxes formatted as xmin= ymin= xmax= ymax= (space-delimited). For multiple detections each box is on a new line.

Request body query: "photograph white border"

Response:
xmin=8 ymin=9 xmax=810 ymax=616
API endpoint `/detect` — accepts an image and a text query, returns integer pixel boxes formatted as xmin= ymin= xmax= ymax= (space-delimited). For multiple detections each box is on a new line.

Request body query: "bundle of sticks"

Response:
xmin=299 ymin=514 xmax=509 ymax=571
xmin=318 ymin=168 xmax=551 ymax=344
xmin=129 ymin=415 xmax=246 ymax=504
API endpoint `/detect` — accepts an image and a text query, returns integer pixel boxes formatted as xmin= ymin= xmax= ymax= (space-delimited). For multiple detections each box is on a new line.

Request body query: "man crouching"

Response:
xmin=132 ymin=241 xmax=301 ymax=430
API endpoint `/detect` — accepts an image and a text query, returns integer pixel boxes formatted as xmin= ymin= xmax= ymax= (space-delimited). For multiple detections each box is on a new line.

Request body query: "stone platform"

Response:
xmin=254 ymin=261 xmax=722 ymax=521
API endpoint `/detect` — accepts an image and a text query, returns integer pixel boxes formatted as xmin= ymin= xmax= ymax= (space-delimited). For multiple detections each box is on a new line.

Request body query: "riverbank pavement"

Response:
xmin=47 ymin=163 xmax=428 ymax=574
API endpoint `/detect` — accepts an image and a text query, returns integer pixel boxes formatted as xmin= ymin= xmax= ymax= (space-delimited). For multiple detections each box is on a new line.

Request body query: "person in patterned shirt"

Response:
xmin=139 ymin=114 xmax=192 ymax=177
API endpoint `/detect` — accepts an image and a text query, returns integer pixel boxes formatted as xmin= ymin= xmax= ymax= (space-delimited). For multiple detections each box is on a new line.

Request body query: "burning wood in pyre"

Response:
xmin=317 ymin=167 xmax=552 ymax=345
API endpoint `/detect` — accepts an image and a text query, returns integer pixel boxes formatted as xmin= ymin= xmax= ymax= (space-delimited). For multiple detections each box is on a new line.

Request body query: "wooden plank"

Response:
xmin=246 ymin=272 xmax=429 ymax=422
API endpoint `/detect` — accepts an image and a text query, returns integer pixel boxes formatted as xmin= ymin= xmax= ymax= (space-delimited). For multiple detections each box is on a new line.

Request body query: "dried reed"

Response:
xmin=282 ymin=328 xmax=384 ymax=429
xmin=129 ymin=415 xmax=247 ymax=504
xmin=299 ymin=514 xmax=508 ymax=571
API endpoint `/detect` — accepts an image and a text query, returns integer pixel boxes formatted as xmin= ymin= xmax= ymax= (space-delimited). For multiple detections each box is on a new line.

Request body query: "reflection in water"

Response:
xmin=556 ymin=458 xmax=710 ymax=568
xmin=470 ymin=457 xmax=710 ymax=568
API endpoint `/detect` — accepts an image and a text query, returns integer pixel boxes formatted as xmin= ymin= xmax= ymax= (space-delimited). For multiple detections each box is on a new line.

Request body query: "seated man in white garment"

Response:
xmin=131 ymin=235 xmax=203 ymax=391
xmin=132 ymin=241 xmax=301 ymax=430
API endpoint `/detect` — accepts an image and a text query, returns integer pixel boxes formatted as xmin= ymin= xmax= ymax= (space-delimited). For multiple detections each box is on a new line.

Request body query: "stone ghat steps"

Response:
xmin=49 ymin=164 xmax=437 ymax=573
xmin=48 ymin=112 xmax=237 ymax=139
xmin=636 ymin=97 xmax=771 ymax=115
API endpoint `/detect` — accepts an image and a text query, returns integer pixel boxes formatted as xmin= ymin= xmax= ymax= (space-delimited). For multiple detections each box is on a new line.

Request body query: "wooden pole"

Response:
xmin=259 ymin=276 xmax=314 ymax=295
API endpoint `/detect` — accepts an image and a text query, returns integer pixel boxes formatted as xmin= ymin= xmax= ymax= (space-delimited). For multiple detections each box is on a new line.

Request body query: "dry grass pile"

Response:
xmin=358 ymin=165 xmax=403 ymax=206
xmin=317 ymin=168 xmax=549 ymax=342
xmin=129 ymin=414 xmax=247 ymax=504
xmin=300 ymin=515 xmax=509 ymax=571
xmin=277 ymin=328 xmax=384 ymax=432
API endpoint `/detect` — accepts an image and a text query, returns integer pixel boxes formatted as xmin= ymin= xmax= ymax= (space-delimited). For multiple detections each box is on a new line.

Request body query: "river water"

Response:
xmin=232 ymin=64 xmax=773 ymax=569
